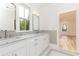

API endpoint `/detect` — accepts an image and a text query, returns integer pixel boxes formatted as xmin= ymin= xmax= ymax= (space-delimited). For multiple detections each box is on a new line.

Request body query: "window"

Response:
xmin=19 ymin=5 xmax=30 ymax=31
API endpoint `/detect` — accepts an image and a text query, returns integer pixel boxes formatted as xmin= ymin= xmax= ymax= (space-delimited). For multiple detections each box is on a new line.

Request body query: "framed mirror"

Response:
xmin=0 ymin=3 xmax=16 ymax=31
xmin=32 ymin=14 xmax=40 ymax=32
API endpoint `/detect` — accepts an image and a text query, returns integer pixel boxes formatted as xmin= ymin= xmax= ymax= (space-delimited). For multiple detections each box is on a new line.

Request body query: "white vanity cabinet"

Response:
xmin=29 ymin=37 xmax=41 ymax=56
xmin=0 ymin=33 xmax=49 ymax=56
xmin=0 ymin=45 xmax=14 ymax=56
xmin=12 ymin=46 xmax=26 ymax=56
xmin=11 ymin=40 xmax=27 ymax=56
xmin=0 ymin=39 xmax=27 ymax=56
xmin=39 ymin=34 xmax=49 ymax=54
xmin=29 ymin=34 xmax=49 ymax=56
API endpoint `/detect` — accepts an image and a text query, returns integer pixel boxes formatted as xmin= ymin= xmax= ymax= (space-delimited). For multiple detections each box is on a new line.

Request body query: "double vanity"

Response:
xmin=0 ymin=32 xmax=50 ymax=56
xmin=0 ymin=3 xmax=50 ymax=56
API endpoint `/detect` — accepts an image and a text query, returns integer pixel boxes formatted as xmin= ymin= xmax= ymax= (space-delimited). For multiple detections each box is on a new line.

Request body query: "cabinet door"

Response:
xmin=13 ymin=46 xmax=27 ymax=56
xmin=25 ymin=39 xmax=31 ymax=56
xmin=39 ymin=36 xmax=46 ymax=53
xmin=1 ymin=52 xmax=13 ymax=56
xmin=29 ymin=34 xmax=49 ymax=56
xmin=43 ymin=34 xmax=49 ymax=47
xmin=29 ymin=38 xmax=40 ymax=56
xmin=12 ymin=40 xmax=27 ymax=56
xmin=0 ymin=44 xmax=14 ymax=56
xmin=39 ymin=34 xmax=49 ymax=53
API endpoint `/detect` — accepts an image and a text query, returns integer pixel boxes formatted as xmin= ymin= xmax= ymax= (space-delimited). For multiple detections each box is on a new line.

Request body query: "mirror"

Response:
xmin=62 ymin=24 xmax=67 ymax=32
xmin=0 ymin=3 xmax=15 ymax=31
xmin=32 ymin=14 xmax=39 ymax=32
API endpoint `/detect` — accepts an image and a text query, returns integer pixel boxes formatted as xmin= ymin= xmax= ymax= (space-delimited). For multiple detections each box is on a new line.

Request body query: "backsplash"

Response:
xmin=0 ymin=30 xmax=5 ymax=38
xmin=0 ymin=31 xmax=16 ymax=38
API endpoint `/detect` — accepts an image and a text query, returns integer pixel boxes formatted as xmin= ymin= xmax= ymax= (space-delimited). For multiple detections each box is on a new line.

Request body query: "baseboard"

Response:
xmin=49 ymin=44 xmax=58 ymax=49
xmin=41 ymin=45 xmax=51 ymax=56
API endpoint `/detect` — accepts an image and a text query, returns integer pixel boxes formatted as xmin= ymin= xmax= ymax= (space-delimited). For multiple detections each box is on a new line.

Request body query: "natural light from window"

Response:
xmin=19 ymin=5 xmax=30 ymax=31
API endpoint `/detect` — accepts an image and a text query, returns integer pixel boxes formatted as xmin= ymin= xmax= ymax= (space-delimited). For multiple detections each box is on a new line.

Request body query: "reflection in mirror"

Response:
xmin=0 ymin=3 xmax=15 ymax=31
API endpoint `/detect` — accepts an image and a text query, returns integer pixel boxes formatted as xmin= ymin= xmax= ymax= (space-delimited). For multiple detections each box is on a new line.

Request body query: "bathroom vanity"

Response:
xmin=0 ymin=33 xmax=49 ymax=56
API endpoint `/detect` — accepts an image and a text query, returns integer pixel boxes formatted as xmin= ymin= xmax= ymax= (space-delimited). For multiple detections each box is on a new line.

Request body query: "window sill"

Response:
xmin=16 ymin=30 xmax=32 ymax=33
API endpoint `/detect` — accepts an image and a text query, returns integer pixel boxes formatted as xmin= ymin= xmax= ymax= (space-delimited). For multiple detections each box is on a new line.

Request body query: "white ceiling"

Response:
xmin=25 ymin=3 xmax=52 ymax=10
xmin=24 ymin=3 xmax=79 ymax=14
xmin=27 ymin=3 xmax=51 ymax=8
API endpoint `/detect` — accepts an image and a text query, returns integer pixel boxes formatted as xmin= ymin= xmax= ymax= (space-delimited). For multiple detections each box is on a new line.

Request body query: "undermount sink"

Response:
xmin=0 ymin=38 xmax=8 ymax=45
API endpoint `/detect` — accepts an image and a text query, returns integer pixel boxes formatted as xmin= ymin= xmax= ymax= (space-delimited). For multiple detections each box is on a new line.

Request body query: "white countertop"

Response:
xmin=0 ymin=32 xmax=47 ymax=46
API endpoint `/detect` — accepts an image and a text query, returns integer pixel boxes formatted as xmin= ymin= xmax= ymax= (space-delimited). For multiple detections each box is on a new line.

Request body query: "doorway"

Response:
xmin=59 ymin=10 xmax=76 ymax=52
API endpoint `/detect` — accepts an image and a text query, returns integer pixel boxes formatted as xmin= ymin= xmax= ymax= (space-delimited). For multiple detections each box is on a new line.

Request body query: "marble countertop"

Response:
xmin=0 ymin=32 xmax=49 ymax=46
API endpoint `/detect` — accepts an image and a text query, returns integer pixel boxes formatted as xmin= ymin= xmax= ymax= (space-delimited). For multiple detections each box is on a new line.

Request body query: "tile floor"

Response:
xmin=42 ymin=46 xmax=79 ymax=56
xmin=47 ymin=49 xmax=71 ymax=56
xmin=48 ymin=51 xmax=68 ymax=56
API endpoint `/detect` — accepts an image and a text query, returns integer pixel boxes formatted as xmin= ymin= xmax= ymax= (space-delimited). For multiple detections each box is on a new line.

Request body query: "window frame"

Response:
xmin=18 ymin=4 xmax=31 ymax=32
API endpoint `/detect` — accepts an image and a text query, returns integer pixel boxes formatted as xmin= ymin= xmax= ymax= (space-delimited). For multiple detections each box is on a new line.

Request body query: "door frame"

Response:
xmin=57 ymin=9 xmax=77 ymax=51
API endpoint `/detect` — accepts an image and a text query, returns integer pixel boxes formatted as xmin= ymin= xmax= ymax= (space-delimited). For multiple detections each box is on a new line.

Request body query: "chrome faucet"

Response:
xmin=4 ymin=30 xmax=7 ymax=38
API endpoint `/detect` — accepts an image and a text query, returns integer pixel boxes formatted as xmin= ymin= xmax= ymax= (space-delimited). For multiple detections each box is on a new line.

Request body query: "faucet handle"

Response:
xmin=4 ymin=30 xmax=7 ymax=38
xmin=5 ymin=30 xmax=7 ymax=32
xmin=0 ymin=30 xmax=4 ymax=38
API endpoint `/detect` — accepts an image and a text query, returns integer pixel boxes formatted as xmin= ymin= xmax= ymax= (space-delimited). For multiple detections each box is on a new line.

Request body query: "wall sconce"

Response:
xmin=32 ymin=10 xmax=40 ymax=16
xmin=62 ymin=24 xmax=67 ymax=32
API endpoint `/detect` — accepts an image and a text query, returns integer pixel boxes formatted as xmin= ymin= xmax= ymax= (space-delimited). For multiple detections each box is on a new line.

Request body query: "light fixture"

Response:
xmin=32 ymin=10 xmax=40 ymax=16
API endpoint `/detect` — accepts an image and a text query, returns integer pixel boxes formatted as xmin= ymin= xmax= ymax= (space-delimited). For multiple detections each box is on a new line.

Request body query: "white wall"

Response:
xmin=39 ymin=3 xmax=79 ymax=31
xmin=39 ymin=4 xmax=58 ymax=30
xmin=27 ymin=3 xmax=40 ymax=13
